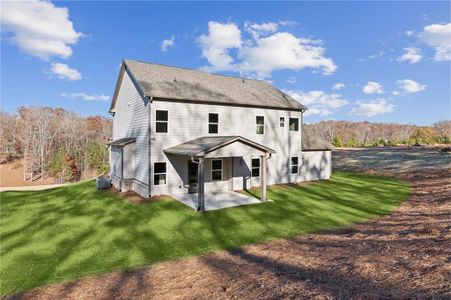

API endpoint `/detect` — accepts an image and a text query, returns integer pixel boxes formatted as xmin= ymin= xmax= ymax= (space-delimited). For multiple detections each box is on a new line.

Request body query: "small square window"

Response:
xmin=289 ymin=118 xmax=299 ymax=131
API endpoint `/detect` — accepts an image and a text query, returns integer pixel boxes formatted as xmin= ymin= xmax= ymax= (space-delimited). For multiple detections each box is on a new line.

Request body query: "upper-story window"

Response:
xmin=208 ymin=113 xmax=219 ymax=134
xmin=156 ymin=110 xmax=168 ymax=133
xmin=256 ymin=116 xmax=264 ymax=134
xmin=280 ymin=117 xmax=285 ymax=127
xmin=289 ymin=118 xmax=299 ymax=131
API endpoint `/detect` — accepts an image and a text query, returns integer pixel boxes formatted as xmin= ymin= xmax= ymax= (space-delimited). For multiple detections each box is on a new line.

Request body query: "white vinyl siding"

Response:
xmin=111 ymin=70 xmax=149 ymax=192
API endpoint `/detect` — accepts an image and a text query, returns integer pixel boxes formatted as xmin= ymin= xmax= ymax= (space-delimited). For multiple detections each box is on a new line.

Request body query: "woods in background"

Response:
xmin=0 ymin=106 xmax=111 ymax=183
xmin=1 ymin=106 xmax=450 ymax=184
xmin=307 ymin=120 xmax=451 ymax=147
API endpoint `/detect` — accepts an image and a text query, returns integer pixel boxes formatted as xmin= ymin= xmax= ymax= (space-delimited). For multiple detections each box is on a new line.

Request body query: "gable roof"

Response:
xmin=109 ymin=59 xmax=307 ymax=112
xmin=302 ymin=126 xmax=333 ymax=151
xmin=164 ymin=136 xmax=275 ymax=157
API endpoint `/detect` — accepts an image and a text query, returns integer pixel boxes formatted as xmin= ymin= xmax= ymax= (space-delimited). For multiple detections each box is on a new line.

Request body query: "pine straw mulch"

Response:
xmin=7 ymin=169 xmax=451 ymax=299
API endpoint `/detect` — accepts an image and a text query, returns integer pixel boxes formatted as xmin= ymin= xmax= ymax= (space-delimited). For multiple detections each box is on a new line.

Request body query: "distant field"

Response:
xmin=333 ymin=146 xmax=451 ymax=175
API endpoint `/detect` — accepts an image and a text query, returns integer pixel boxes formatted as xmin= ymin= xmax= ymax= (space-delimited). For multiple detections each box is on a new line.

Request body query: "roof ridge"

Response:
xmin=123 ymin=59 xmax=264 ymax=83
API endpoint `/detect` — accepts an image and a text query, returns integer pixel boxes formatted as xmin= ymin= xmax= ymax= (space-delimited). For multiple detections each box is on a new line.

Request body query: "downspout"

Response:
xmin=147 ymin=96 xmax=153 ymax=198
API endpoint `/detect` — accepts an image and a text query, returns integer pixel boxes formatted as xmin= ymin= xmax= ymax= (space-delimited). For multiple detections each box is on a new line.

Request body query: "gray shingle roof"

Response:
xmin=164 ymin=136 xmax=275 ymax=157
xmin=302 ymin=126 xmax=333 ymax=151
xmin=117 ymin=59 xmax=306 ymax=111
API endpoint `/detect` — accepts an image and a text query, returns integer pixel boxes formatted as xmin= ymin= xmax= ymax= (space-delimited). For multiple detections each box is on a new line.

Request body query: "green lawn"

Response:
xmin=0 ymin=172 xmax=410 ymax=296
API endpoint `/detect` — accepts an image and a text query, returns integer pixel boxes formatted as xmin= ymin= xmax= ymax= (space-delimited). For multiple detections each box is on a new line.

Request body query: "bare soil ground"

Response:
xmin=0 ymin=159 xmax=54 ymax=187
xmin=7 ymin=148 xmax=451 ymax=299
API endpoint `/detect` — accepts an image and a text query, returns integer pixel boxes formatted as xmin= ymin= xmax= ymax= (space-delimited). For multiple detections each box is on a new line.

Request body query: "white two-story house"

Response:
xmin=108 ymin=59 xmax=332 ymax=211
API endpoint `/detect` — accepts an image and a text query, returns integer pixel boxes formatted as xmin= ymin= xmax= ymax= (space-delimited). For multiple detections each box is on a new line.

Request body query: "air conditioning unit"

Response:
xmin=96 ymin=177 xmax=111 ymax=189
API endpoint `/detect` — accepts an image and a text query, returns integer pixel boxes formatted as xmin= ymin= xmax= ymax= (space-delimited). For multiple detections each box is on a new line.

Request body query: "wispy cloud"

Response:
xmin=50 ymin=63 xmax=82 ymax=81
xmin=363 ymin=81 xmax=384 ymax=94
xmin=61 ymin=92 xmax=110 ymax=101
xmin=349 ymin=99 xmax=394 ymax=117
xmin=398 ymin=47 xmax=422 ymax=64
xmin=396 ymin=79 xmax=426 ymax=93
xmin=161 ymin=35 xmax=175 ymax=52
xmin=285 ymin=90 xmax=348 ymax=116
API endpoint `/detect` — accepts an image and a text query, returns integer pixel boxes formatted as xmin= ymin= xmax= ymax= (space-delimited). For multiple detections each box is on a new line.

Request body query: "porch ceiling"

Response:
xmin=163 ymin=136 xmax=275 ymax=157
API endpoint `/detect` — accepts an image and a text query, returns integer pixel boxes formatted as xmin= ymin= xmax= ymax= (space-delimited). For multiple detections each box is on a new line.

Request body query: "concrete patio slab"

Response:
xmin=171 ymin=190 xmax=263 ymax=211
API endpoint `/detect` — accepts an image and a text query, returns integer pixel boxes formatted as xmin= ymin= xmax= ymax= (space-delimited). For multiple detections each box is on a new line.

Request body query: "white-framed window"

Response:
xmin=289 ymin=118 xmax=299 ymax=131
xmin=251 ymin=158 xmax=260 ymax=177
xmin=256 ymin=116 xmax=264 ymax=134
xmin=208 ymin=113 xmax=219 ymax=134
xmin=154 ymin=162 xmax=167 ymax=185
xmin=156 ymin=110 xmax=168 ymax=133
xmin=280 ymin=117 xmax=285 ymax=128
xmin=211 ymin=159 xmax=223 ymax=181
xmin=291 ymin=157 xmax=299 ymax=174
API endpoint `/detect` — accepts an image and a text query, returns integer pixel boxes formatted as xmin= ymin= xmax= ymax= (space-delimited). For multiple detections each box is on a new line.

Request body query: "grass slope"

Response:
xmin=0 ymin=172 xmax=410 ymax=295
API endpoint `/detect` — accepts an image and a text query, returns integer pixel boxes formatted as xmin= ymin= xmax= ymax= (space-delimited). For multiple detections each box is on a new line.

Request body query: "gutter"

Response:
xmin=147 ymin=95 xmax=153 ymax=198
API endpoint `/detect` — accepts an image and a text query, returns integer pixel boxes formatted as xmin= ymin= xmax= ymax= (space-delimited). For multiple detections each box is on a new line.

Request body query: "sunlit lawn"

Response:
xmin=0 ymin=172 xmax=410 ymax=295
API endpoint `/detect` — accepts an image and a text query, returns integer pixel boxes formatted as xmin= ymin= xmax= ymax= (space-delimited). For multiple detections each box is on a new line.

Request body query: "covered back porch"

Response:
xmin=164 ymin=136 xmax=275 ymax=212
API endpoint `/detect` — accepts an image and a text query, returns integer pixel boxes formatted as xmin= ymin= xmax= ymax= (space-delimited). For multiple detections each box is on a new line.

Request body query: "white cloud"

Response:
xmin=244 ymin=21 xmax=278 ymax=39
xmin=392 ymin=91 xmax=400 ymax=96
xmin=398 ymin=47 xmax=422 ymax=64
xmin=332 ymin=83 xmax=345 ymax=90
xmin=405 ymin=30 xmax=415 ymax=36
xmin=420 ymin=23 xmax=451 ymax=61
xmin=199 ymin=21 xmax=242 ymax=72
xmin=160 ymin=35 xmax=175 ymax=52
xmin=349 ymin=99 xmax=394 ymax=117
xmin=363 ymin=81 xmax=384 ymax=94
xmin=285 ymin=90 xmax=348 ymax=116
xmin=199 ymin=21 xmax=337 ymax=78
xmin=396 ymin=79 xmax=426 ymax=93
xmin=50 ymin=63 xmax=82 ymax=81
xmin=61 ymin=92 xmax=110 ymax=101
xmin=0 ymin=0 xmax=82 ymax=60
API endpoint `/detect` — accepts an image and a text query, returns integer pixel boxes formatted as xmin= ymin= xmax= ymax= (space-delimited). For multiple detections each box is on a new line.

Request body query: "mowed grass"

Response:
xmin=0 ymin=172 xmax=410 ymax=295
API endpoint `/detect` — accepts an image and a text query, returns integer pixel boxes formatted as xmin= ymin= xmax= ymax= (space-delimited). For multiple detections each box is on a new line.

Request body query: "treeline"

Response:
xmin=0 ymin=106 xmax=111 ymax=183
xmin=306 ymin=120 xmax=451 ymax=148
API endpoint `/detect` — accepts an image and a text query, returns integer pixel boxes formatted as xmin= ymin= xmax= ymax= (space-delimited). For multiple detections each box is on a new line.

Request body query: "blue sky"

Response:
xmin=1 ymin=1 xmax=450 ymax=125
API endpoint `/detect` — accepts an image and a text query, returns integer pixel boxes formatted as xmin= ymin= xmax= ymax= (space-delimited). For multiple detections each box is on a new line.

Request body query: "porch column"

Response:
xmin=260 ymin=154 xmax=267 ymax=201
xmin=197 ymin=158 xmax=205 ymax=212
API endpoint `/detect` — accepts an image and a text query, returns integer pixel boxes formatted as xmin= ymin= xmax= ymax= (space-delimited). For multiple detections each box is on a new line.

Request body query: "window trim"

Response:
xmin=251 ymin=158 xmax=260 ymax=178
xmin=256 ymin=116 xmax=265 ymax=135
xmin=289 ymin=117 xmax=299 ymax=132
xmin=155 ymin=110 xmax=168 ymax=133
xmin=153 ymin=161 xmax=167 ymax=186
xmin=211 ymin=159 xmax=223 ymax=181
xmin=291 ymin=157 xmax=299 ymax=175
xmin=280 ymin=117 xmax=285 ymax=128
xmin=208 ymin=113 xmax=219 ymax=134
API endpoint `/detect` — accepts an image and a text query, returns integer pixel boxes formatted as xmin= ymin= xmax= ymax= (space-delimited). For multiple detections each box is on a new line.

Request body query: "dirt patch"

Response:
xmin=107 ymin=187 xmax=171 ymax=205
xmin=6 ymin=149 xmax=451 ymax=299
xmin=0 ymin=159 xmax=54 ymax=187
